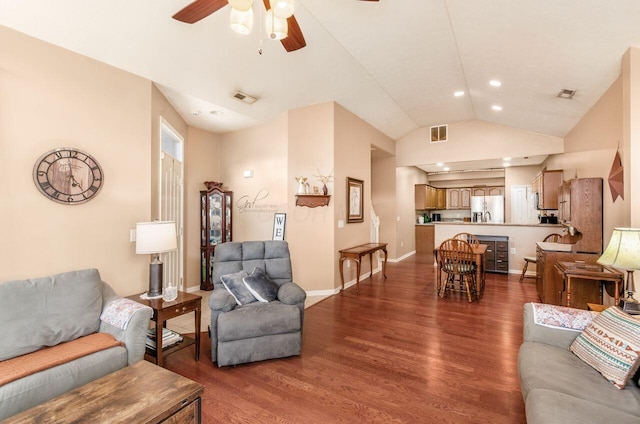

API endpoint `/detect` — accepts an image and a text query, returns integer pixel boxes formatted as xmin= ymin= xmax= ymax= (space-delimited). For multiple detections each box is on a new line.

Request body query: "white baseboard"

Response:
xmin=185 ymin=285 xmax=201 ymax=293
xmin=390 ymin=250 xmax=415 ymax=263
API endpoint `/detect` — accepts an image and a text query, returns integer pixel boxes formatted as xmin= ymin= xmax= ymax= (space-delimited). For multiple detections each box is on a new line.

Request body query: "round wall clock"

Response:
xmin=33 ymin=147 xmax=104 ymax=204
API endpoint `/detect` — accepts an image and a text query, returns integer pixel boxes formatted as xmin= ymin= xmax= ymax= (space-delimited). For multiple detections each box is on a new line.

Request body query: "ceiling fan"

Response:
xmin=172 ymin=0 xmax=380 ymax=53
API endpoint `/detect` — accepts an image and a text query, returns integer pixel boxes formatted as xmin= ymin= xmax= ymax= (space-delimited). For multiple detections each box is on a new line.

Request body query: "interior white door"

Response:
xmin=160 ymin=121 xmax=184 ymax=291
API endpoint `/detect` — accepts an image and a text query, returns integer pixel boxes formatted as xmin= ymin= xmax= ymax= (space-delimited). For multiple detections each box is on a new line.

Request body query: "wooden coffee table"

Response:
xmin=4 ymin=361 xmax=204 ymax=423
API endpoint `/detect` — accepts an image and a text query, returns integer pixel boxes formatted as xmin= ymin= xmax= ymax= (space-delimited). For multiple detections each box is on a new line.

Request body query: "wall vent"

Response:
xmin=233 ymin=91 xmax=258 ymax=104
xmin=557 ymin=88 xmax=576 ymax=99
xmin=430 ymin=124 xmax=448 ymax=143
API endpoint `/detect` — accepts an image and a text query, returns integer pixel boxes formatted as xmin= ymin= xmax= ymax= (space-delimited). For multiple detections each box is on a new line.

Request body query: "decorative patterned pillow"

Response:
xmin=243 ymin=267 xmax=279 ymax=302
xmin=220 ymin=271 xmax=256 ymax=306
xmin=569 ymin=306 xmax=640 ymax=389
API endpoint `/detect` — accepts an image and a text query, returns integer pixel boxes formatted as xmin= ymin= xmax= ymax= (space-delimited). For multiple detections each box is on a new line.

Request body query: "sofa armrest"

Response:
xmin=99 ymin=283 xmax=152 ymax=365
xmin=209 ymin=289 xmax=236 ymax=312
xmin=523 ymin=303 xmax=592 ymax=349
xmin=277 ymin=282 xmax=306 ymax=305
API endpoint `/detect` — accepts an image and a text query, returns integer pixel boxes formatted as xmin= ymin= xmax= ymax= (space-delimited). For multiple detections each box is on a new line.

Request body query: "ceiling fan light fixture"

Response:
xmin=271 ymin=0 xmax=294 ymax=19
xmin=266 ymin=9 xmax=288 ymax=40
xmin=230 ymin=7 xmax=254 ymax=35
xmin=228 ymin=0 xmax=253 ymax=12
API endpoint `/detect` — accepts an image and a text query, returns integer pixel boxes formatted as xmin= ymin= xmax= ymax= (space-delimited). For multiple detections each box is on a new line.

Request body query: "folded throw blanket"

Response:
xmin=0 ymin=332 xmax=123 ymax=387
xmin=532 ymin=302 xmax=598 ymax=332
xmin=100 ymin=298 xmax=152 ymax=330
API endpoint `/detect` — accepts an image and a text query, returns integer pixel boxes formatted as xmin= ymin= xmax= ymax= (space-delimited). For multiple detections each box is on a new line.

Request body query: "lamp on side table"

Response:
xmin=136 ymin=221 xmax=177 ymax=299
xmin=598 ymin=228 xmax=640 ymax=314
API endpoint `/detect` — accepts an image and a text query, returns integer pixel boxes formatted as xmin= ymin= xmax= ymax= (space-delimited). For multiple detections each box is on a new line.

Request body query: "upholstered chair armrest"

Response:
xmin=209 ymin=289 xmax=237 ymax=312
xmin=99 ymin=283 xmax=153 ymax=365
xmin=522 ymin=303 xmax=595 ymax=349
xmin=277 ymin=282 xmax=306 ymax=305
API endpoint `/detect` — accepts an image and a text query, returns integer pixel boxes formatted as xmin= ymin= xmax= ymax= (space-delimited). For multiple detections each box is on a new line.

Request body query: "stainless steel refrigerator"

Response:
xmin=471 ymin=195 xmax=504 ymax=223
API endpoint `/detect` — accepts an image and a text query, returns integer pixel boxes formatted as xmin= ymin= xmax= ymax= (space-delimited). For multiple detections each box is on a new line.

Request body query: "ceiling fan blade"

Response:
xmin=282 ymin=14 xmax=306 ymax=52
xmin=173 ymin=0 xmax=228 ymax=24
xmin=261 ymin=0 xmax=306 ymax=52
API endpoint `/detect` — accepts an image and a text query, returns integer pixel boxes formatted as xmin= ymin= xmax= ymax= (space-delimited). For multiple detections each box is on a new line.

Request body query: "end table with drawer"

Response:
xmin=127 ymin=291 xmax=201 ymax=367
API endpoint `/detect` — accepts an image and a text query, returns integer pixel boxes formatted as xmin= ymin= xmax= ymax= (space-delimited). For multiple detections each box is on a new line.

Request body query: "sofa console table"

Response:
xmin=339 ymin=242 xmax=388 ymax=293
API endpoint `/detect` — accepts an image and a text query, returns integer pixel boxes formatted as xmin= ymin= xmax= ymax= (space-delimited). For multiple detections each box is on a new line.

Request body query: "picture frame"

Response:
xmin=272 ymin=213 xmax=286 ymax=240
xmin=347 ymin=177 xmax=364 ymax=223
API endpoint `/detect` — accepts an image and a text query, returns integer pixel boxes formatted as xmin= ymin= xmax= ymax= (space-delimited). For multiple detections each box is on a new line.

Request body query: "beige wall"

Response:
xmin=372 ymin=155 xmax=397 ymax=258
xmin=396 ymin=120 xmax=564 ymax=168
xmin=395 ymin=166 xmax=429 ymax=257
xmin=0 ymin=27 xmax=153 ymax=295
xmin=184 ymin=127 xmax=220 ymax=290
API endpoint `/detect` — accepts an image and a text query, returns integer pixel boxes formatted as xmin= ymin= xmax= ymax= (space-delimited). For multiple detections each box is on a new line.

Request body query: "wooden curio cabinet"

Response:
xmin=200 ymin=183 xmax=232 ymax=290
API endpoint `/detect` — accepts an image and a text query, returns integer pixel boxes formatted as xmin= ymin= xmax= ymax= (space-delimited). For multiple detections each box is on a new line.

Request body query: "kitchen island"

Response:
xmin=423 ymin=222 xmax=566 ymax=275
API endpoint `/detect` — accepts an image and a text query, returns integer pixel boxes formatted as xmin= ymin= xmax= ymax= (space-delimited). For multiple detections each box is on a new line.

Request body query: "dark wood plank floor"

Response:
xmin=165 ymin=253 xmax=538 ymax=423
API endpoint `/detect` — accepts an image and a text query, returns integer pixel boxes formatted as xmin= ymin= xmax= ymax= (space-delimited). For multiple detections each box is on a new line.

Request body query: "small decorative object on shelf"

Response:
xmin=200 ymin=181 xmax=233 ymax=290
xmin=295 ymin=176 xmax=308 ymax=194
xmin=314 ymin=169 xmax=334 ymax=196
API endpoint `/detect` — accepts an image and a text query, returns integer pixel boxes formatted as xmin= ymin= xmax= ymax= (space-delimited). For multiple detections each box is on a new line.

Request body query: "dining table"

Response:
xmin=436 ymin=243 xmax=488 ymax=299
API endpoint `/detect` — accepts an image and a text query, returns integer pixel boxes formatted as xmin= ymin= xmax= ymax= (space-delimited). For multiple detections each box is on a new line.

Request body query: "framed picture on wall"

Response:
xmin=347 ymin=177 xmax=364 ymax=223
xmin=272 ymin=213 xmax=286 ymax=240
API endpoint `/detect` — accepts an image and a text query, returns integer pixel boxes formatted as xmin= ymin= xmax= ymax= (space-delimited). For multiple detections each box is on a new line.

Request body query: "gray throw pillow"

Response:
xmin=243 ymin=267 xmax=279 ymax=302
xmin=220 ymin=271 xmax=256 ymax=305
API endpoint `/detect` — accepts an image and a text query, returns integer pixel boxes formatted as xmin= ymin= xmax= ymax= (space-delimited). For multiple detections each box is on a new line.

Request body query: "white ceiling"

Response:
xmin=2 ymin=0 xmax=640 ymax=148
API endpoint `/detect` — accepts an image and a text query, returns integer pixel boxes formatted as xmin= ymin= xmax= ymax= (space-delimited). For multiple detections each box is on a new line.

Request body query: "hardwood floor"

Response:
xmin=165 ymin=253 xmax=538 ymax=423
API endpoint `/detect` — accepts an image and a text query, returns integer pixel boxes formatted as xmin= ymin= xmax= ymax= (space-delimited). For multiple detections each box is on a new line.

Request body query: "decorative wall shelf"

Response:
xmin=295 ymin=195 xmax=331 ymax=208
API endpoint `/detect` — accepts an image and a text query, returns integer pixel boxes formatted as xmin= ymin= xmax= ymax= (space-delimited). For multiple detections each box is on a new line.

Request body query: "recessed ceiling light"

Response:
xmin=210 ymin=110 xmax=224 ymax=116
xmin=443 ymin=167 xmax=450 ymax=171
xmin=191 ymin=110 xmax=202 ymax=116
xmin=454 ymin=91 xmax=465 ymax=97
xmin=503 ymin=157 xmax=511 ymax=161
xmin=492 ymin=105 xmax=503 ymax=111
xmin=503 ymin=162 xmax=511 ymax=167
xmin=436 ymin=162 xmax=444 ymax=167
xmin=489 ymin=80 xmax=502 ymax=87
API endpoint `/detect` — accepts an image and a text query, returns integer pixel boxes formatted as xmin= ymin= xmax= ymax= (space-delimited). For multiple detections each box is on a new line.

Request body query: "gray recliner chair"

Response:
xmin=209 ymin=241 xmax=306 ymax=367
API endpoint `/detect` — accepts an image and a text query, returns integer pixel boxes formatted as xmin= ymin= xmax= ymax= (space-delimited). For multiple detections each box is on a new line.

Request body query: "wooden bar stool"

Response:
xmin=519 ymin=233 xmax=563 ymax=283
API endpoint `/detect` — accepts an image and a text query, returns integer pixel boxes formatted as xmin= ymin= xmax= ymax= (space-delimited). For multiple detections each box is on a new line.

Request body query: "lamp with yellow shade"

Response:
xmin=598 ymin=228 xmax=640 ymax=313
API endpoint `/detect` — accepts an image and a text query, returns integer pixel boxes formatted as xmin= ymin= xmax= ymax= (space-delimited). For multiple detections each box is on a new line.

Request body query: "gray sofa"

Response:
xmin=209 ymin=241 xmax=306 ymax=367
xmin=518 ymin=302 xmax=640 ymax=424
xmin=0 ymin=269 xmax=152 ymax=420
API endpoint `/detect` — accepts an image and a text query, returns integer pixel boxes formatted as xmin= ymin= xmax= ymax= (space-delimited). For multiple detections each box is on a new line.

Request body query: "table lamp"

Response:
xmin=136 ymin=221 xmax=177 ymax=298
xmin=597 ymin=228 xmax=640 ymax=312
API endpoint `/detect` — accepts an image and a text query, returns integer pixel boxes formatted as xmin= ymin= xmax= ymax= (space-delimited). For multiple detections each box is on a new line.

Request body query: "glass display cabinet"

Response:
xmin=200 ymin=182 xmax=232 ymax=290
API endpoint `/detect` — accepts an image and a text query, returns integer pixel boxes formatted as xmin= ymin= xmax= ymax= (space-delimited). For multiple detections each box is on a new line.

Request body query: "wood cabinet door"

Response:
xmin=426 ymin=186 xmax=437 ymax=209
xmin=472 ymin=188 xmax=486 ymax=196
xmin=414 ymin=185 xmax=426 ymax=209
xmin=459 ymin=188 xmax=471 ymax=208
xmin=446 ymin=189 xmax=460 ymax=209
xmin=436 ymin=189 xmax=446 ymax=209
xmin=487 ymin=187 xmax=504 ymax=196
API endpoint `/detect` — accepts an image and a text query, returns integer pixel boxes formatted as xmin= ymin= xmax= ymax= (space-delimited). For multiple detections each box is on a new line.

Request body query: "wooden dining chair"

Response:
xmin=453 ymin=232 xmax=480 ymax=245
xmin=519 ymin=233 xmax=563 ymax=283
xmin=438 ymin=239 xmax=477 ymax=302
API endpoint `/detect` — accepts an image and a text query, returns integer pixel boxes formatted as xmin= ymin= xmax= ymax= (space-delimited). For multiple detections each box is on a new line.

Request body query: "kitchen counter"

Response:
xmin=430 ymin=221 xmax=563 ymax=228
xmin=537 ymin=241 xmax=572 ymax=252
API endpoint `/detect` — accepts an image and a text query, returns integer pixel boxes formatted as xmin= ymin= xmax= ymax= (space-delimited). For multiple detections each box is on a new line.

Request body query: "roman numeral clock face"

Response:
xmin=33 ymin=148 xmax=104 ymax=204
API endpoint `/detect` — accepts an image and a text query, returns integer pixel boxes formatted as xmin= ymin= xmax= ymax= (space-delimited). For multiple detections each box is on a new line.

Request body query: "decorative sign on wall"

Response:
xmin=272 ymin=213 xmax=286 ymax=240
xmin=608 ymin=149 xmax=624 ymax=202
xmin=236 ymin=188 xmax=278 ymax=214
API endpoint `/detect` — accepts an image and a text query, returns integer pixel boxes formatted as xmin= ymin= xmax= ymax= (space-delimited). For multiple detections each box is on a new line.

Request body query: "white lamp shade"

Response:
xmin=136 ymin=221 xmax=177 ymax=254
xmin=266 ymin=9 xmax=288 ymax=40
xmin=228 ymin=0 xmax=253 ymax=12
xmin=271 ymin=0 xmax=294 ymax=19
xmin=597 ymin=228 xmax=640 ymax=270
xmin=230 ymin=7 xmax=254 ymax=35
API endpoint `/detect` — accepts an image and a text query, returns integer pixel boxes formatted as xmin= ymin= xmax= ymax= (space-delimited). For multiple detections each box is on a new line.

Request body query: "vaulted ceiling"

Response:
xmin=2 ymin=0 xmax=640 ymax=142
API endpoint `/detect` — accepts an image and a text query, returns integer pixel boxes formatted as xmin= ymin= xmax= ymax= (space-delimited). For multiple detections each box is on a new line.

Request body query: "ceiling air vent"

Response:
xmin=557 ymin=88 xmax=576 ymax=99
xmin=233 ymin=91 xmax=258 ymax=105
xmin=430 ymin=124 xmax=448 ymax=143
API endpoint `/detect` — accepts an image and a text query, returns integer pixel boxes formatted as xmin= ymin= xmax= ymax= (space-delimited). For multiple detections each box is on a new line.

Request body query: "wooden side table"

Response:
xmin=554 ymin=261 xmax=624 ymax=309
xmin=127 ymin=291 xmax=201 ymax=367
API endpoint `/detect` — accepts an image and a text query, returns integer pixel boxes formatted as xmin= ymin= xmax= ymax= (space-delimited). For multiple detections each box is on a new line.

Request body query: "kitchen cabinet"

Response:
xmin=476 ymin=235 xmax=509 ymax=273
xmin=446 ymin=188 xmax=471 ymax=209
xmin=535 ymin=245 xmax=602 ymax=309
xmin=472 ymin=187 xmax=504 ymax=196
xmin=557 ymin=178 xmax=603 ymax=254
xmin=415 ymin=225 xmax=435 ymax=254
xmin=415 ymin=185 xmax=440 ymax=210
xmin=532 ymin=170 xmax=562 ymax=209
